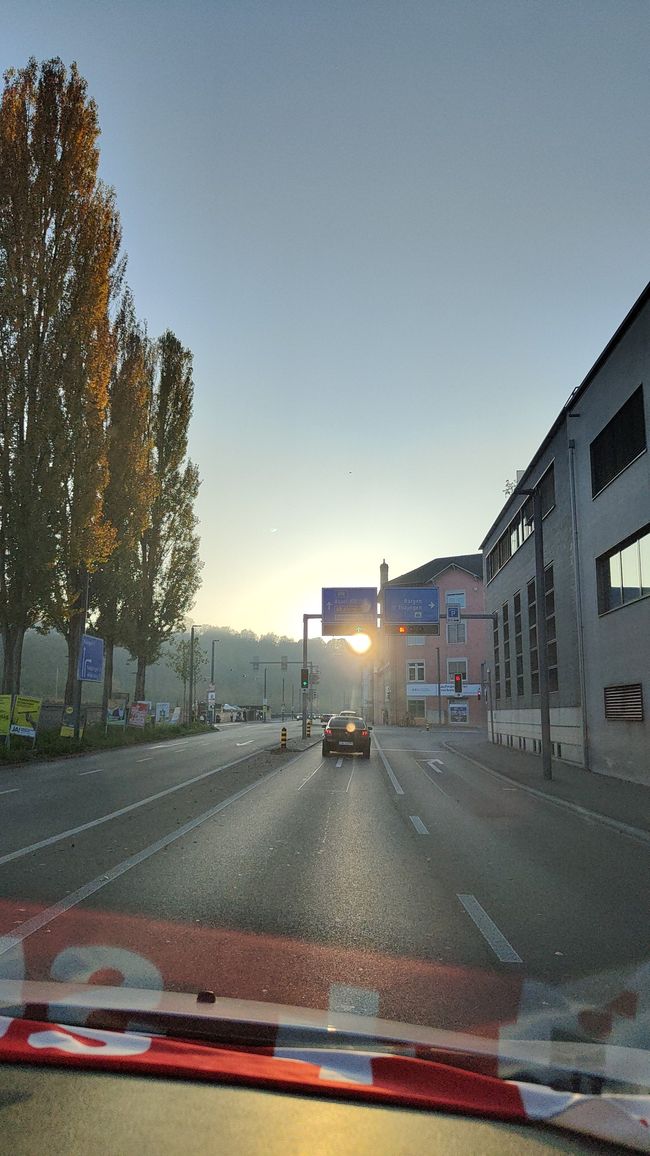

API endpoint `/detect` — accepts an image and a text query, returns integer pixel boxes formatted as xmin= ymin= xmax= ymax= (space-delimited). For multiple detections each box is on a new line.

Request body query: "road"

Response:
xmin=1 ymin=723 xmax=648 ymax=1043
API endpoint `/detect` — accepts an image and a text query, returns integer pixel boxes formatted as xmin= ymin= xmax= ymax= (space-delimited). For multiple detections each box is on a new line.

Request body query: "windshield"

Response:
xmin=1 ymin=1 xmax=649 ymax=1147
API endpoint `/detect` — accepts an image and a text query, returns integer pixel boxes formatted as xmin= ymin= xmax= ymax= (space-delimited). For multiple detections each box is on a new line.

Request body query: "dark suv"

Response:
xmin=322 ymin=715 xmax=371 ymax=759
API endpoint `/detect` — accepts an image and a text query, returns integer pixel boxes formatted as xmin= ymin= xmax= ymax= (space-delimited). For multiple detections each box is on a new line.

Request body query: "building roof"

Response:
xmin=386 ymin=553 xmax=483 ymax=586
xmin=479 ymin=278 xmax=650 ymax=550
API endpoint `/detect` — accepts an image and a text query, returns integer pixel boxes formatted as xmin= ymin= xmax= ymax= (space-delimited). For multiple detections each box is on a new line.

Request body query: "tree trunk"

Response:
xmin=135 ymin=655 xmax=147 ymax=702
xmin=1 ymin=623 xmax=26 ymax=695
xmin=102 ymin=640 xmax=114 ymax=721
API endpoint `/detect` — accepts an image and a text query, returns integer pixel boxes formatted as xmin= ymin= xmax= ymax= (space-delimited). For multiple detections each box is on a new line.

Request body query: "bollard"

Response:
xmin=306 ymin=720 xmax=311 ymax=737
xmin=280 ymin=726 xmax=287 ymax=750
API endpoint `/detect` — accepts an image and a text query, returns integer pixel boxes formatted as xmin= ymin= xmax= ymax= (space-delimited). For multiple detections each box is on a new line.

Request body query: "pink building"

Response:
xmin=373 ymin=555 xmax=489 ymax=728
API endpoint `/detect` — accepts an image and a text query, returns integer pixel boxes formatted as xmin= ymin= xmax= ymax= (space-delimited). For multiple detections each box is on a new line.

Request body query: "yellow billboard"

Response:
xmin=0 ymin=695 xmax=12 ymax=737
xmin=10 ymin=695 xmax=42 ymax=739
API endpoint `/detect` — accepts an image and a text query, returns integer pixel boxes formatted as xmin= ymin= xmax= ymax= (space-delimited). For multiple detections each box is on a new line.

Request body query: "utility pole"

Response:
xmin=73 ymin=568 xmax=90 ymax=740
xmin=188 ymin=626 xmax=195 ymax=724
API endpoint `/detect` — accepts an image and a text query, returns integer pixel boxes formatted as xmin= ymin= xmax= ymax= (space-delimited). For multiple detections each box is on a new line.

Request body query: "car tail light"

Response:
xmin=324 ymin=728 xmax=332 ymax=736
xmin=361 ymin=729 xmax=368 ymax=736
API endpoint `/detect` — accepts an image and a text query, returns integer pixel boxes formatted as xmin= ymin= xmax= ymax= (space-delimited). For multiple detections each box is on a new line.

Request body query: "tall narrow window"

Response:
xmin=502 ymin=602 xmax=511 ymax=698
xmin=514 ymin=591 xmax=524 ymax=696
xmin=545 ymin=565 xmax=558 ymax=692
xmin=493 ymin=615 xmax=500 ymax=701
xmin=528 ymin=578 xmax=538 ymax=695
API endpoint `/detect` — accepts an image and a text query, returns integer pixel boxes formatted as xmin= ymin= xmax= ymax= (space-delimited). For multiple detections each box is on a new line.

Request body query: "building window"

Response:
xmin=604 ymin=683 xmax=644 ymax=721
xmin=408 ymin=699 xmax=425 ymax=718
xmin=528 ymin=567 xmax=558 ymax=693
xmin=502 ymin=601 xmax=511 ymax=698
xmin=407 ymin=662 xmax=425 ymax=682
xmin=493 ymin=615 xmax=500 ymax=701
xmin=590 ymin=386 xmax=646 ymax=498
xmin=447 ymin=658 xmax=468 ymax=682
xmin=527 ymin=578 xmax=538 ymax=695
xmin=406 ymin=634 xmax=425 ymax=646
xmin=596 ymin=525 xmax=650 ymax=614
xmin=486 ymin=463 xmax=555 ymax=581
xmin=446 ymin=590 xmax=466 ymax=608
xmin=545 ymin=565 xmax=558 ymax=692
xmin=514 ymin=591 xmax=524 ymax=697
xmin=446 ymin=620 xmax=467 ymax=644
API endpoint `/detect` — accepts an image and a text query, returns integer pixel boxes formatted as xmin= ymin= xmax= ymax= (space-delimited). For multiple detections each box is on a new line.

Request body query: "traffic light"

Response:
xmin=454 ymin=673 xmax=463 ymax=695
xmin=300 ymin=667 xmax=309 ymax=689
xmin=387 ymin=623 xmax=440 ymax=636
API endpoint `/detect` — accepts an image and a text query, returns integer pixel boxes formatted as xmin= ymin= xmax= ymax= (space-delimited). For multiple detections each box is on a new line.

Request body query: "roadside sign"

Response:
xmin=321 ymin=587 xmax=377 ymax=636
xmin=446 ymin=604 xmax=460 ymax=621
xmin=383 ymin=586 xmax=439 ymax=625
xmin=77 ymin=634 xmax=104 ymax=682
xmin=10 ymin=695 xmax=42 ymax=739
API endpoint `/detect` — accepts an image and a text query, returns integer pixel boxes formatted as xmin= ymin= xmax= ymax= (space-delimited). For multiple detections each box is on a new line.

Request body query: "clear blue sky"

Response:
xmin=4 ymin=1 xmax=649 ymax=638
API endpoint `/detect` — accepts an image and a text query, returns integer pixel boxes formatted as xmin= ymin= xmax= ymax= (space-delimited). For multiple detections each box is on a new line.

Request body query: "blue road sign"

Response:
xmin=321 ymin=587 xmax=377 ymax=635
xmin=77 ymin=634 xmax=104 ymax=682
xmin=446 ymin=603 xmax=460 ymax=621
xmin=383 ymin=586 xmax=439 ymax=625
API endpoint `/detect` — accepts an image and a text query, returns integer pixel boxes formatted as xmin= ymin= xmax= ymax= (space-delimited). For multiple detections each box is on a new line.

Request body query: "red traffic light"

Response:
xmin=454 ymin=673 xmax=463 ymax=694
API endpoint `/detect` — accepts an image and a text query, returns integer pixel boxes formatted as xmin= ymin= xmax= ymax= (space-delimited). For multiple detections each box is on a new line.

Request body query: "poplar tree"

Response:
xmin=92 ymin=290 xmax=155 ymax=716
xmin=123 ymin=330 xmax=202 ymax=701
xmin=0 ymin=58 xmax=121 ymax=694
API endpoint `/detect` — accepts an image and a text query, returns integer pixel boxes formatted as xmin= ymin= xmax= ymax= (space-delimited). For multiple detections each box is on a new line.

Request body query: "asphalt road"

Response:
xmin=1 ymin=723 xmax=648 ymax=1043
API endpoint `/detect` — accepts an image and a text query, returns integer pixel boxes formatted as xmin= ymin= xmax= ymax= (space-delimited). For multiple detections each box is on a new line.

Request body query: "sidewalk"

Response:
xmin=443 ymin=733 xmax=650 ymax=843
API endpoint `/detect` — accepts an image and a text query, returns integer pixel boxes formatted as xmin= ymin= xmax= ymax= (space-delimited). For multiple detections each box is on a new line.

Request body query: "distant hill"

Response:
xmin=6 ymin=626 xmax=364 ymax=714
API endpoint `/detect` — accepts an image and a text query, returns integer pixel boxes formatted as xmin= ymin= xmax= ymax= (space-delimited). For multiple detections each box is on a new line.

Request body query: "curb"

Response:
xmin=444 ymin=742 xmax=650 ymax=849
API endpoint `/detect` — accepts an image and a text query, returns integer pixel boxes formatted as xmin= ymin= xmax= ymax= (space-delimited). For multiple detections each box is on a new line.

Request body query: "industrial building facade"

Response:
xmin=480 ymin=283 xmax=649 ymax=783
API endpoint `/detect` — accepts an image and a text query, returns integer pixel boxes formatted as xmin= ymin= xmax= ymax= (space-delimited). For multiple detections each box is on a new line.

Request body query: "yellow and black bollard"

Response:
xmin=306 ymin=719 xmax=311 ymax=737
xmin=280 ymin=726 xmax=287 ymax=750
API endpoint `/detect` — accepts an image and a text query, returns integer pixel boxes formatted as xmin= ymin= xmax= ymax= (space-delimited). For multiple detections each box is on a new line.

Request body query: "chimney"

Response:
xmin=379 ymin=559 xmax=388 ymax=589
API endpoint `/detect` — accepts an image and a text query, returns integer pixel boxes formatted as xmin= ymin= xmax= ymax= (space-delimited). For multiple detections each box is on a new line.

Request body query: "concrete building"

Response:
xmin=480 ymin=282 xmax=649 ymax=783
xmin=373 ymin=555 xmax=489 ymax=728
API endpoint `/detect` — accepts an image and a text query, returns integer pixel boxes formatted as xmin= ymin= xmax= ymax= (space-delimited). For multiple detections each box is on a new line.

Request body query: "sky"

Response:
xmin=3 ymin=0 xmax=649 ymax=640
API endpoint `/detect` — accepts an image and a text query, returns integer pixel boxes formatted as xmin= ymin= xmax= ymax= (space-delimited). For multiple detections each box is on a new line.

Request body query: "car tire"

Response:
xmin=322 ymin=745 xmax=329 ymax=757
xmin=362 ymin=747 xmax=370 ymax=759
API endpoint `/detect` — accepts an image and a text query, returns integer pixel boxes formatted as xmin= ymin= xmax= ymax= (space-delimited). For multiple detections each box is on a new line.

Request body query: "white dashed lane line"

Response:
xmin=79 ymin=769 xmax=102 ymax=776
xmin=0 ymin=788 xmax=20 ymax=795
xmin=457 ymin=893 xmax=522 ymax=964
xmin=409 ymin=815 xmax=429 ymax=835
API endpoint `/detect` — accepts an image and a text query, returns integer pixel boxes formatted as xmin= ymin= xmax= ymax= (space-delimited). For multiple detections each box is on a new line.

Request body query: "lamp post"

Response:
xmin=210 ymin=638 xmax=219 ymax=722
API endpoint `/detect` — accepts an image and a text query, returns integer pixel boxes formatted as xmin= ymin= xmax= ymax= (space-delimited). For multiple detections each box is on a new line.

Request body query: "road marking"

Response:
xmin=0 ymin=749 xmax=278 ymax=869
xmin=372 ymin=735 xmax=404 ymax=795
xmin=236 ymin=740 xmax=254 ymax=747
xmin=297 ymin=764 xmax=323 ymax=790
xmin=0 ymin=766 xmax=291 ymax=958
xmin=335 ymin=758 xmax=343 ymax=768
xmin=79 ymin=769 xmax=102 ymax=776
xmin=409 ymin=815 xmax=429 ymax=835
xmin=0 ymin=788 xmax=20 ymax=795
xmin=345 ymin=767 xmax=354 ymax=793
xmin=457 ymin=894 xmax=522 ymax=964
xmin=427 ymin=759 xmax=444 ymax=772
xmin=136 ymin=757 xmax=153 ymax=763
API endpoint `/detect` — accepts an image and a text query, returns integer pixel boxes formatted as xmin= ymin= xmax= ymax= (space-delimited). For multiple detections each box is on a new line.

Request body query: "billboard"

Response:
xmin=10 ymin=696 xmax=42 ymax=739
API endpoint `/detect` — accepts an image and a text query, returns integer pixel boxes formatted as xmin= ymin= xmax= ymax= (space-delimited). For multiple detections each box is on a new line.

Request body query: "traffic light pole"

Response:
xmin=302 ymin=613 xmax=322 ymax=739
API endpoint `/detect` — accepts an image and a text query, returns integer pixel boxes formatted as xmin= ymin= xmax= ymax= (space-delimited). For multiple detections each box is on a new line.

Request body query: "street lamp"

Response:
xmin=210 ymin=638 xmax=219 ymax=723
